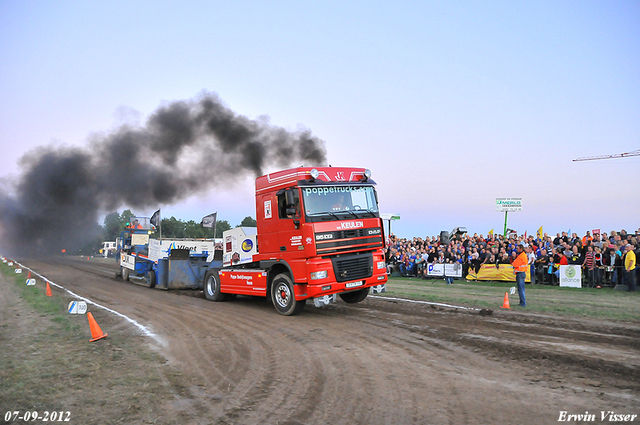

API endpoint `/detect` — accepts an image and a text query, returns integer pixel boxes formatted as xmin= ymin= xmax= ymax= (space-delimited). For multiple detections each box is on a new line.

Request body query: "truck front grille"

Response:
xmin=331 ymin=253 xmax=373 ymax=283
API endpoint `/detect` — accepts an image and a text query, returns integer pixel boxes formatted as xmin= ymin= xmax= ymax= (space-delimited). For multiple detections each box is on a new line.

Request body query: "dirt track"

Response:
xmin=15 ymin=256 xmax=640 ymax=424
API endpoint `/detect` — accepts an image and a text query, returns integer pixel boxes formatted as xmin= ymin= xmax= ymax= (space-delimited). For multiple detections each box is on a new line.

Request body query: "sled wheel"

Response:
xmin=146 ymin=270 xmax=156 ymax=288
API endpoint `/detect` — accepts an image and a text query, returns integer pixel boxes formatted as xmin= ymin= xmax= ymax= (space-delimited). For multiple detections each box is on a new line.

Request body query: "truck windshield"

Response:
xmin=302 ymin=185 xmax=379 ymax=217
xmin=127 ymin=216 xmax=152 ymax=230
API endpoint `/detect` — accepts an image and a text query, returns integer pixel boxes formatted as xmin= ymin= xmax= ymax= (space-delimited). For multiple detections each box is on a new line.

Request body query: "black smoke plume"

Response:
xmin=0 ymin=92 xmax=327 ymax=256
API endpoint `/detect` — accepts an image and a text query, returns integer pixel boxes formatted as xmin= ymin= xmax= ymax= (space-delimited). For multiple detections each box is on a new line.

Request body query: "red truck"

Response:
xmin=204 ymin=166 xmax=387 ymax=315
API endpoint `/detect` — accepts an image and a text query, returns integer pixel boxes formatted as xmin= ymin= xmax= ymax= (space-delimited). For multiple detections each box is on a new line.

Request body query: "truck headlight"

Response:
xmin=377 ymin=261 xmax=386 ymax=269
xmin=311 ymin=270 xmax=328 ymax=280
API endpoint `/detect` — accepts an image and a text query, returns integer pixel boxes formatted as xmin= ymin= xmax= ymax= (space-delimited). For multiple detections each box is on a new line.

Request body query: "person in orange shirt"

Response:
xmin=512 ymin=244 xmax=528 ymax=307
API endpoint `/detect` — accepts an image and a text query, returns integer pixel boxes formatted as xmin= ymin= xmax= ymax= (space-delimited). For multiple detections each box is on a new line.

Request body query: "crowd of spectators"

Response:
xmin=385 ymin=228 xmax=639 ymax=290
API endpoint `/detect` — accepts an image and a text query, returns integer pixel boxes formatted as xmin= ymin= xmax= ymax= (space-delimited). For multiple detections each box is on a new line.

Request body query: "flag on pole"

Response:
xmin=537 ymin=226 xmax=543 ymax=240
xmin=150 ymin=209 xmax=160 ymax=227
xmin=488 ymin=229 xmax=494 ymax=236
xmin=201 ymin=212 xmax=217 ymax=228
xmin=202 ymin=212 xmax=217 ymax=238
xmin=150 ymin=209 xmax=162 ymax=238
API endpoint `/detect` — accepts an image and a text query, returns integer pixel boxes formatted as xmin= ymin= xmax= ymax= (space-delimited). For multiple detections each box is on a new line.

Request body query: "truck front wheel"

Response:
xmin=271 ymin=274 xmax=306 ymax=316
xmin=204 ymin=269 xmax=226 ymax=301
xmin=121 ymin=267 xmax=130 ymax=281
xmin=339 ymin=287 xmax=369 ymax=304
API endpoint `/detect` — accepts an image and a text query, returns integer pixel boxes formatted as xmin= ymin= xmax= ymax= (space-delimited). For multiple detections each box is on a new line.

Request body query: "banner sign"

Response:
xmin=559 ymin=265 xmax=582 ymax=288
xmin=465 ymin=264 xmax=531 ymax=283
xmin=427 ymin=264 xmax=444 ymax=276
xmin=446 ymin=264 xmax=463 ymax=277
xmin=426 ymin=264 xmax=463 ymax=278
xmin=496 ymin=198 xmax=523 ymax=212
xmin=148 ymin=238 xmax=221 ymax=263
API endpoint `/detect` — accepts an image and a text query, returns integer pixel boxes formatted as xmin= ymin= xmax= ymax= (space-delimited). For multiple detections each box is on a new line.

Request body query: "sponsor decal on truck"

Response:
xmin=121 ymin=253 xmax=136 ymax=270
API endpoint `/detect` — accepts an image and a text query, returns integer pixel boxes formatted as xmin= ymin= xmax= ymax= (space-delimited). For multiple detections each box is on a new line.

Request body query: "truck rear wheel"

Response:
xmin=271 ymin=273 xmax=306 ymax=316
xmin=146 ymin=270 xmax=156 ymax=288
xmin=121 ymin=267 xmax=130 ymax=281
xmin=204 ymin=269 xmax=226 ymax=301
xmin=339 ymin=287 xmax=369 ymax=304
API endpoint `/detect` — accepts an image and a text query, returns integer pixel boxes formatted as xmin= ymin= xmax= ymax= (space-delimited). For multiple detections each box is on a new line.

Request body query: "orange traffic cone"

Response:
xmin=500 ymin=292 xmax=510 ymax=309
xmin=87 ymin=312 xmax=108 ymax=342
xmin=45 ymin=281 xmax=53 ymax=297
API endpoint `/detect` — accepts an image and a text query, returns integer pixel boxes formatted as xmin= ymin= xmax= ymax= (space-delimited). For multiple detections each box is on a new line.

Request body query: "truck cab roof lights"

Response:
xmin=362 ymin=169 xmax=372 ymax=182
xmin=310 ymin=168 xmax=320 ymax=181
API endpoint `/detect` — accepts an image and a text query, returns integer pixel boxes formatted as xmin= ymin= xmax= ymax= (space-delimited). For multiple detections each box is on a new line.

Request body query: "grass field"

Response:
xmin=0 ymin=261 xmax=184 ymax=423
xmin=381 ymin=276 xmax=640 ymax=322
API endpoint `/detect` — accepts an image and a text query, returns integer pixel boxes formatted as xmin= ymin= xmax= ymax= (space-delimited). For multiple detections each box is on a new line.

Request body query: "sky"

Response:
xmin=0 ymin=0 xmax=638 ymax=241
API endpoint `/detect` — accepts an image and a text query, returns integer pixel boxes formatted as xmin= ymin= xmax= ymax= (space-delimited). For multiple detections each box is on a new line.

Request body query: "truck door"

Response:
xmin=276 ymin=188 xmax=304 ymax=254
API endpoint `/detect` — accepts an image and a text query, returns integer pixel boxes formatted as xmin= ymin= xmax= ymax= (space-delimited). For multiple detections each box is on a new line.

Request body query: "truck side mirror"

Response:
xmin=278 ymin=187 xmax=300 ymax=220
xmin=285 ymin=188 xmax=299 ymax=218
xmin=285 ymin=189 xmax=295 ymax=207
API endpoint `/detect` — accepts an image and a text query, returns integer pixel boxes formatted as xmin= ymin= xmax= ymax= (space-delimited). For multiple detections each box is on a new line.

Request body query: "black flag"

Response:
xmin=201 ymin=212 xmax=217 ymax=228
xmin=150 ymin=209 xmax=160 ymax=227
